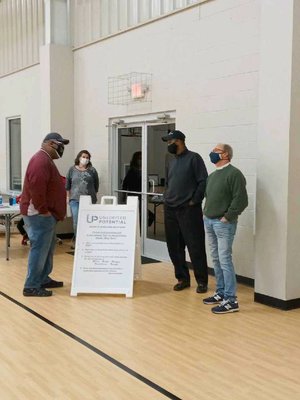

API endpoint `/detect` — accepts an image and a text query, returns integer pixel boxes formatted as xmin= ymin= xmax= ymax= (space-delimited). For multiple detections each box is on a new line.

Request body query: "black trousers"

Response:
xmin=164 ymin=204 xmax=208 ymax=285
xmin=17 ymin=218 xmax=27 ymax=237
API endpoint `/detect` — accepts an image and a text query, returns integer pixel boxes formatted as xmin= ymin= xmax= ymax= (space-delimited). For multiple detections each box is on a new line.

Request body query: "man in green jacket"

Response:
xmin=203 ymin=143 xmax=248 ymax=314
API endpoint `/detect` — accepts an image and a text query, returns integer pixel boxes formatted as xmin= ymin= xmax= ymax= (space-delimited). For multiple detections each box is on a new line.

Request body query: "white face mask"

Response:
xmin=79 ymin=157 xmax=89 ymax=166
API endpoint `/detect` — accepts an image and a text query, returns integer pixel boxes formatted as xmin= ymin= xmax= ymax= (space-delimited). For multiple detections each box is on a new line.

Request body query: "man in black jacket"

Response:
xmin=162 ymin=130 xmax=208 ymax=293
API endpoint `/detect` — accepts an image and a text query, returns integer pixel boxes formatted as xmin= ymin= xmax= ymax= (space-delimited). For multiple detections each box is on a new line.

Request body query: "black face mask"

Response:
xmin=168 ymin=143 xmax=178 ymax=154
xmin=54 ymin=143 xmax=65 ymax=158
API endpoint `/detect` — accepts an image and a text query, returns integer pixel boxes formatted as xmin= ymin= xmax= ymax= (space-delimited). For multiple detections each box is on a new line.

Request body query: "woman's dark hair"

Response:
xmin=75 ymin=150 xmax=92 ymax=167
xmin=130 ymin=151 xmax=142 ymax=169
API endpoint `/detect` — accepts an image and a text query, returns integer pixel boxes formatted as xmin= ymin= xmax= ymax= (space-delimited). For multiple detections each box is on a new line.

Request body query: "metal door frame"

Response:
xmin=109 ymin=111 xmax=175 ymax=260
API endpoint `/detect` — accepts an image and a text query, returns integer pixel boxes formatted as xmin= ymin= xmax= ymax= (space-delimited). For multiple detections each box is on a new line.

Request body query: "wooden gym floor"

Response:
xmin=0 ymin=234 xmax=300 ymax=400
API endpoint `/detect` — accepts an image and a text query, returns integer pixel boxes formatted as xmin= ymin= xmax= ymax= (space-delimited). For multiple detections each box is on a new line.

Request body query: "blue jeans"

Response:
xmin=204 ymin=217 xmax=237 ymax=302
xmin=69 ymin=200 xmax=79 ymax=237
xmin=23 ymin=215 xmax=57 ymax=289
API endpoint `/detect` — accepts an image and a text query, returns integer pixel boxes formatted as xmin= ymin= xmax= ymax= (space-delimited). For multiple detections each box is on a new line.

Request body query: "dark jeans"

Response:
xmin=164 ymin=204 xmax=208 ymax=285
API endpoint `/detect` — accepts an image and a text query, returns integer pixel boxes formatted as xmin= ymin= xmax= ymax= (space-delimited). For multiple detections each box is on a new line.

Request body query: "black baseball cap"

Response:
xmin=43 ymin=132 xmax=70 ymax=145
xmin=162 ymin=130 xmax=186 ymax=142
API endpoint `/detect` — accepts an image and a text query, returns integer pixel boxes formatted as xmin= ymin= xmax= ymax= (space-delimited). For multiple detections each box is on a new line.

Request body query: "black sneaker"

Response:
xmin=41 ymin=280 xmax=64 ymax=289
xmin=203 ymin=293 xmax=224 ymax=305
xmin=173 ymin=281 xmax=190 ymax=291
xmin=196 ymin=283 xmax=208 ymax=293
xmin=23 ymin=288 xmax=53 ymax=297
xmin=211 ymin=299 xmax=239 ymax=314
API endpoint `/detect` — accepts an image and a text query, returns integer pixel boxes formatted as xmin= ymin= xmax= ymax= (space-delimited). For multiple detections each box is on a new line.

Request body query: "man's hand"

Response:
xmin=220 ymin=216 xmax=228 ymax=223
xmin=40 ymin=212 xmax=52 ymax=217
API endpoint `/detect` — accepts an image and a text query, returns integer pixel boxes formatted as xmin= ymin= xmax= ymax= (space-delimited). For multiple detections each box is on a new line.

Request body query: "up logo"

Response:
xmin=87 ymin=214 xmax=98 ymax=223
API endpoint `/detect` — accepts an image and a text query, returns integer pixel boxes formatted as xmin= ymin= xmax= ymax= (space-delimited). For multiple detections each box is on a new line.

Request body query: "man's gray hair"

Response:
xmin=223 ymin=144 xmax=233 ymax=160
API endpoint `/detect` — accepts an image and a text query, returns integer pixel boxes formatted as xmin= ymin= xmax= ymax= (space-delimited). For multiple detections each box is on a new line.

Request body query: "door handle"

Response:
xmin=149 ymin=179 xmax=155 ymax=193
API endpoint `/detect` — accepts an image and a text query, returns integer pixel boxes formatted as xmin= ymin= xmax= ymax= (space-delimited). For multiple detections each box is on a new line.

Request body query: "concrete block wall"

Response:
xmin=73 ymin=0 xmax=260 ymax=278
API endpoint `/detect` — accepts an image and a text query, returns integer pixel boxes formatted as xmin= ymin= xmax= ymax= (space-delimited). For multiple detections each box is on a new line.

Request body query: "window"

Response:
xmin=8 ymin=118 xmax=22 ymax=192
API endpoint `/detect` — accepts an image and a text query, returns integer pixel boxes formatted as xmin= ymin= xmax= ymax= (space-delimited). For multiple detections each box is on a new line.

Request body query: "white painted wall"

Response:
xmin=74 ymin=0 xmax=260 ymax=278
xmin=287 ymin=0 xmax=300 ymax=300
xmin=0 ymin=44 xmax=74 ymax=193
xmin=256 ymin=0 xmax=300 ymax=301
xmin=0 ymin=0 xmax=44 ymax=77
xmin=71 ymin=0 xmax=200 ymax=48
xmin=0 ymin=66 xmax=42 ymax=194
xmin=39 ymin=44 xmax=74 ymax=174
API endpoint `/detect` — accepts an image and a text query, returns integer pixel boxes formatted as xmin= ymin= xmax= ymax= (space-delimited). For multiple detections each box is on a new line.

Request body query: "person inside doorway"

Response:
xmin=122 ymin=151 xmax=142 ymax=198
xmin=122 ymin=151 xmax=154 ymax=227
xmin=162 ymin=130 xmax=208 ymax=293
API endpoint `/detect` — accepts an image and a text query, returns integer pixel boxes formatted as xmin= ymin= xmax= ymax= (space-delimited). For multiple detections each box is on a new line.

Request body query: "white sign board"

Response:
xmin=71 ymin=196 xmax=141 ymax=297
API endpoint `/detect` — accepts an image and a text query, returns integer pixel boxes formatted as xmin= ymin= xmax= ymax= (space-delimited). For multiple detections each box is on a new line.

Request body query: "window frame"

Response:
xmin=6 ymin=116 xmax=22 ymax=194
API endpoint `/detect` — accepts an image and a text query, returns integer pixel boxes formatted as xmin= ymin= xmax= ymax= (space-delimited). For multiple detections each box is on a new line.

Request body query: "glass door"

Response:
xmin=115 ymin=125 xmax=142 ymax=206
xmin=143 ymin=122 xmax=175 ymax=260
xmin=111 ymin=113 xmax=175 ymax=261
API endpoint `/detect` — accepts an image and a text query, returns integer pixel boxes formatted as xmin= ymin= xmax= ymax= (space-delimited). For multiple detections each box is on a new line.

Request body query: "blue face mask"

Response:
xmin=209 ymin=152 xmax=222 ymax=164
